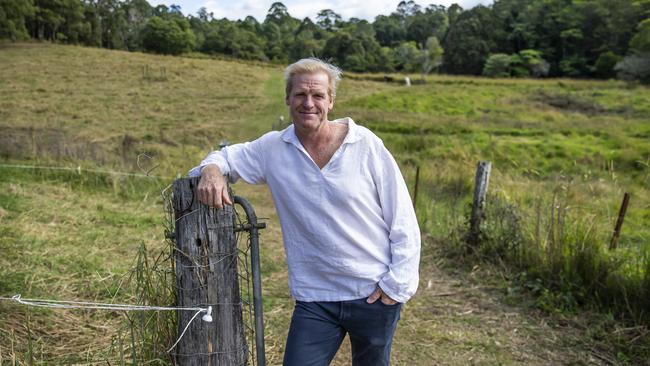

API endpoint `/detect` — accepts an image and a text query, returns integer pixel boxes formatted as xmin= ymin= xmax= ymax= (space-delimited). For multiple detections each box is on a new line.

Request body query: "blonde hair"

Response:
xmin=284 ymin=58 xmax=342 ymax=99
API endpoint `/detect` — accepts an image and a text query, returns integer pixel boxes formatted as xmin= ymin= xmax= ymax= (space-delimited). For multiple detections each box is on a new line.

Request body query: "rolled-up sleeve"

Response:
xmin=188 ymin=137 xmax=268 ymax=185
xmin=373 ymin=144 xmax=421 ymax=303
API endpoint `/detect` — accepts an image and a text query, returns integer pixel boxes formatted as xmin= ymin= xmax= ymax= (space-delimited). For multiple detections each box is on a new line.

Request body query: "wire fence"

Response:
xmin=0 ymin=162 xmax=173 ymax=180
xmin=1 ymin=164 xmax=264 ymax=365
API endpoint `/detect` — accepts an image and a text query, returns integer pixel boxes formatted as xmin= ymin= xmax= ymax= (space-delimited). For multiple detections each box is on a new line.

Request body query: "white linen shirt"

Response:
xmin=188 ymin=118 xmax=420 ymax=303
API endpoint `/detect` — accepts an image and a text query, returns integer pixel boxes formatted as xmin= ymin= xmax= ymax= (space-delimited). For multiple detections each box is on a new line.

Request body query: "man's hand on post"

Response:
xmin=197 ymin=165 xmax=232 ymax=209
xmin=366 ymin=286 xmax=397 ymax=305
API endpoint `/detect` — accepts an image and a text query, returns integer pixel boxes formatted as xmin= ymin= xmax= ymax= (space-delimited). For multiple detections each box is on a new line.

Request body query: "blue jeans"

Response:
xmin=283 ymin=298 xmax=402 ymax=366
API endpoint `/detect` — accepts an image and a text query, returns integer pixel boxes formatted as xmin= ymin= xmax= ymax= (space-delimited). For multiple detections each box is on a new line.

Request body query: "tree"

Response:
xmin=141 ymin=16 xmax=195 ymax=55
xmin=406 ymin=6 xmax=447 ymax=47
xmin=595 ymin=51 xmax=623 ymax=78
xmin=395 ymin=0 xmax=421 ymax=18
xmin=630 ymin=18 xmax=650 ymax=53
xmin=420 ymin=36 xmax=443 ymax=77
xmin=80 ymin=0 xmax=101 ymax=46
xmin=261 ymin=21 xmax=286 ymax=62
xmin=483 ymin=53 xmax=512 ymax=77
xmin=196 ymin=7 xmax=211 ymax=22
xmin=516 ymin=49 xmax=549 ymax=77
xmin=323 ymin=21 xmax=385 ymax=72
xmin=122 ymin=0 xmax=153 ymax=50
xmin=89 ymin=0 xmax=129 ymax=49
xmin=373 ymin=14 xmax=405 ymax=47
xmin=446 ymin=3 xmax=462 ymax=27
xmin=394 ymin=41 xmax=422 ymax=72
xmin=29 ymin=0 xmax=65 ymax=40
xmin=615 ymin=52 xmax=650 ymax=83
xmin=615 ymin=18 xmax=650 ymax=83
xmin=202 ymin=19 xmax=266 ymax=60
xmin=0 ymin=0 xmax=35 ymax=40
xmin=442 ymin=6 xmax=495 ymax=74
xmin=290 ymin=18 xmax=325 ymax=60
xmin=265 ymin=2 xmax=290 ymax=24
xmin=316 ymin=9 xmax=341 ymax=31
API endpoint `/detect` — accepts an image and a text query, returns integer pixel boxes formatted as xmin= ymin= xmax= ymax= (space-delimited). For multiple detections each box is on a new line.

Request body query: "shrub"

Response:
xmin=615 ymin=53 xmax=650 ymax=83
xmin=483 ymin=53 xmax=512 ymax=77
xmin=595 ymin=51 xmax=623 ymax=79
xmin=519 ymin=49 xmax=550 ymax=77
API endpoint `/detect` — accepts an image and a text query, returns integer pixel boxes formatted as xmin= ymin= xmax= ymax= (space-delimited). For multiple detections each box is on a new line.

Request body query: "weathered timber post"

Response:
xmin=172 ymin=177 xmax=247 ymax=365
xmin=609 ymin=192 xmax=630 ymax=250
xmin=468 ymin=161 xmax=492 ymax=248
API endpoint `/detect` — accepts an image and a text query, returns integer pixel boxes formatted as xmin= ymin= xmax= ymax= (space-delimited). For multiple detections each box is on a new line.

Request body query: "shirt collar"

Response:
xmin=280 ymin=117 xmax=363 ymax=146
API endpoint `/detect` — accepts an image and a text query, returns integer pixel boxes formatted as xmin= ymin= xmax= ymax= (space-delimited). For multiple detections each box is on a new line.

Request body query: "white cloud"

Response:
xmin=150 ymin=0 xmax=493 ymax=22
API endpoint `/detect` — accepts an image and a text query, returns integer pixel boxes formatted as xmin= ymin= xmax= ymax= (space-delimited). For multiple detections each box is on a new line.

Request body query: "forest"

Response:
xmin=1 ymin=0 xmax=649 ymax=80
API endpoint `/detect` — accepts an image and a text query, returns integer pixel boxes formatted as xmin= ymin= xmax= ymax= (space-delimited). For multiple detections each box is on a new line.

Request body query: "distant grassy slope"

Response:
xmin=0 ymin=43 xmax=283 ymax=177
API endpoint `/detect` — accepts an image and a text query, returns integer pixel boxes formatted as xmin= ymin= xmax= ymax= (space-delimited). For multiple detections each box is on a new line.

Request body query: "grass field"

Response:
xmin=0 ymin=42 xmax=648 ymax=365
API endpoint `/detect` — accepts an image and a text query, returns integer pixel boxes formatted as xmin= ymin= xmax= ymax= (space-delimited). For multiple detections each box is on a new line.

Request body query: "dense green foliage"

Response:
xmin=141 ymin=15 xmax=195 ymax=54
xmin=1 ymin=0 xmax=649 ymax=81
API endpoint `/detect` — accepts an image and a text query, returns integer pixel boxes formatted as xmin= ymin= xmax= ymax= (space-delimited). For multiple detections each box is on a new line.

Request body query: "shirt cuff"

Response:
xmin=378 ymin=278 xmax=411 ymax=304
xmin=187 ymin=151 xmax=231 ymax=178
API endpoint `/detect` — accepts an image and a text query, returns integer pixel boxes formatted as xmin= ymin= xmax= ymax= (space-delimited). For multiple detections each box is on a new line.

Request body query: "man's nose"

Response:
xmin=302 ymin=95 xmax=314 ymax=108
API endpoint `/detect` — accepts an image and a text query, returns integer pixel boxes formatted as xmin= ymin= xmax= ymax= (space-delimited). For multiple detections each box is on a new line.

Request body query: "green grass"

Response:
xmin=1 ymin=42 xmax=649 ymax=364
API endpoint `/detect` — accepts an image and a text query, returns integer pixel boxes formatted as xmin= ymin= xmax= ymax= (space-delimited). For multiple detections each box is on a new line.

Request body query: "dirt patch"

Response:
xmin=532 ymin=90 xmax=606 ymax=115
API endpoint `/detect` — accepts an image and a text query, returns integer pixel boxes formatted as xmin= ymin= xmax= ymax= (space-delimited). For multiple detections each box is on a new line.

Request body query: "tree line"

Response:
xmin=1 ymin=0 xmax=649 ymax=81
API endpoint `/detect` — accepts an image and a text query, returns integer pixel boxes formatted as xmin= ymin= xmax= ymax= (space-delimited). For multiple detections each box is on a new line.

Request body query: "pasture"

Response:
xmin=0 ymin=42 xmax=648 ymax=365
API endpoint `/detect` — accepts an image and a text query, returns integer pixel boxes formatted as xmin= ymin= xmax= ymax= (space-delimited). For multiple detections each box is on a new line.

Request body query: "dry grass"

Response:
xmin=1 ymin=42 xmax=648 ymax=364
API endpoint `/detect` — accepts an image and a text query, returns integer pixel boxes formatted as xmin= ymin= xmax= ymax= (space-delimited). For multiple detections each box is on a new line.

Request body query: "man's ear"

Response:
xmin=285 ymin=94 xmax=290 ymax=106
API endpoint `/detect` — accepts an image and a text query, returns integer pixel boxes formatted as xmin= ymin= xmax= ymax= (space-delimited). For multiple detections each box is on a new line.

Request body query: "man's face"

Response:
xmin=285 ymin=72 xmax=334 ymax=133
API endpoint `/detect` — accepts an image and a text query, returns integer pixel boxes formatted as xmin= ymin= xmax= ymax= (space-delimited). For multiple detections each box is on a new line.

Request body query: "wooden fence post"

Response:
xmin=468 ymin=161 xmax=491 ymax=248
xmin=172 ymin=177 xmax=247 ymax=365
xmin=609 ymin=192 xmax=630 ymax=250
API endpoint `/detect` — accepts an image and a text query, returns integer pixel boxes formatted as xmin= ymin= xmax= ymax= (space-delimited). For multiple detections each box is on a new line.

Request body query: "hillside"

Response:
xmin=0 ymin=43 xmax=648 ymax=365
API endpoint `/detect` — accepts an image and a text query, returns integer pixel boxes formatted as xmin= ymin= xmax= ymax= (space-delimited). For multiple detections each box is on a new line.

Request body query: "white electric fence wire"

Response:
xmin=0 ymin=163 xmax=171 ymax=179
xmin=1 ymin=294 xmax=212 ymax=353
xmin=168 ymin=308 xmax=203 ymax=353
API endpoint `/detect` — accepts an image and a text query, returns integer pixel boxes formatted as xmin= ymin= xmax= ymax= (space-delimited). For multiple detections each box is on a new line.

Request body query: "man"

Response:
xmin=189 ymin=58 xmax=420 ymax=366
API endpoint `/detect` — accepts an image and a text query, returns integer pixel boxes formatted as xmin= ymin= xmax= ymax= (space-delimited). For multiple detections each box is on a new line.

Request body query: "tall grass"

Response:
xmin=408 ymin=159 xmax=650 ymax=335
xmin=116 ymin=243 xmax=176 ymax=364
xmin=405 ymin=160 xmax=650 ymax=358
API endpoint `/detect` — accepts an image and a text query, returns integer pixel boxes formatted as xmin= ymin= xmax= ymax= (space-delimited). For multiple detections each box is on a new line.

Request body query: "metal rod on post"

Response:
xmin=609 ymin=192 xmax=630 ymax=250
xmin=234 ymin=196 xmax=266 ymax=366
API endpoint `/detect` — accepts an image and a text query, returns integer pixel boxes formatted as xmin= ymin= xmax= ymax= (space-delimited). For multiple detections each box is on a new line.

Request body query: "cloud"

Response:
xmin=150 ymin=0 xmax=493 ymax=22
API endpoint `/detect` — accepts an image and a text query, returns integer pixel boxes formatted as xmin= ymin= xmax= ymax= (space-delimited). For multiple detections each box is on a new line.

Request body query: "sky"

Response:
xmin=149 ymin=0 xmax=493 ymax=22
